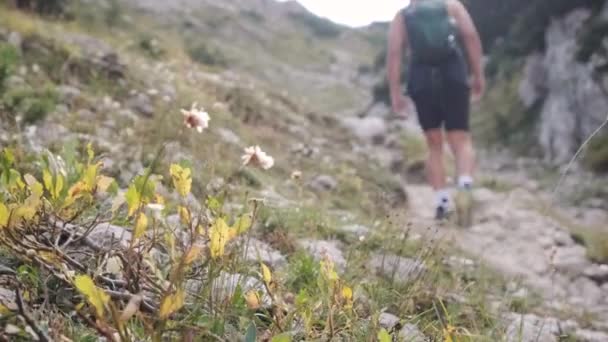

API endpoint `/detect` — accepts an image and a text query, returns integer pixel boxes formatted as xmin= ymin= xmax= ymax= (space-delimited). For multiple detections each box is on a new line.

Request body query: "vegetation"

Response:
xmin=288 ymin=12 xmax=342 ymax=39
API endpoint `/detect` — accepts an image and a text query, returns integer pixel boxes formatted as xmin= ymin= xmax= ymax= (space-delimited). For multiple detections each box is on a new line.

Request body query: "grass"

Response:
xmin=534 ymin=200 xmax=608 ymax=264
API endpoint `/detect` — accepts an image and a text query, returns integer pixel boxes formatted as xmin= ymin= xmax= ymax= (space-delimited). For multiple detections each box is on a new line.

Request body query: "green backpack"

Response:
xmin=403 ymin=0 xmax=459 ymax=65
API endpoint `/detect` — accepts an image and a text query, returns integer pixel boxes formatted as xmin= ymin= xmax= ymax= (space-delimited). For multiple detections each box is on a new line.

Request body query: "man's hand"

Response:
xmin=470 ymin=74 xmax=485 ymax=104
xmin=392 ymin=94 xmax=410 ymax=119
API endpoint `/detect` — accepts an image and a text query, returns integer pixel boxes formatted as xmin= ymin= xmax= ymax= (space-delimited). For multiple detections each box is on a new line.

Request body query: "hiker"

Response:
xmin=386 ymin=0 xmax=485 ymax=221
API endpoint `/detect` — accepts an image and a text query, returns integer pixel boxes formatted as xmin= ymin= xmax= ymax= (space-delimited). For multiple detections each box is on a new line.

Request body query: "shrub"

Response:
xmin=2 ymin=84 xmax=58 ymax=124
xmin=186 ymin=41 xmax=228 ymax=67
xmin=0 ymin=43 xmax=19 ymax=94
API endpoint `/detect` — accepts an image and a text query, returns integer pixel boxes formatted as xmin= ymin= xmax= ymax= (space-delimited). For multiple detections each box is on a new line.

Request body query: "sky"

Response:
xmin=279 ymin=0 xmax=411 ymax=27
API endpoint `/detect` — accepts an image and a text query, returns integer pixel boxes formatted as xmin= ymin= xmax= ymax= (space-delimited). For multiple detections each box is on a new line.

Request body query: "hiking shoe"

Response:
xmin=455 ymin=187 xmax=474 ymax=228
xmin=435 ymin=205 xmax=451 ymax=221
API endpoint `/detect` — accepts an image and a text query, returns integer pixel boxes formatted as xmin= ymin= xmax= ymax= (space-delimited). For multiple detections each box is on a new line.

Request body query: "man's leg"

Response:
xmin=424 ymin=129 xmax=450 ymax=218
xmin=446 ymin=130 xmax=476 ymax=189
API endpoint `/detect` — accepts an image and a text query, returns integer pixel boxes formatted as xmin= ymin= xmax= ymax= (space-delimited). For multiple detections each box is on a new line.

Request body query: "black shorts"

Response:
xmin=410 ymin=82 xmax=470 ymax=132
xmin=406 ymin=53 xmax=471 ymax=132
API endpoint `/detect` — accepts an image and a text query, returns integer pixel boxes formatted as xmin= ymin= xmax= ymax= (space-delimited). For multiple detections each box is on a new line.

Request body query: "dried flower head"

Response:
xmin=181 ymin=103 xmax=210 ymax=133
xmin=290 ymin=170 xmax=302 ymax=180
xmin=241 ymin=146 xmax=274 ymax=170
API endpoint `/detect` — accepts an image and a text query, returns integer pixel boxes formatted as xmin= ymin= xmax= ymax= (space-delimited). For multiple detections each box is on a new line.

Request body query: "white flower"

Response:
xmin=181 ymin=102 xmax=210 ymax=133
xmin=241 ymin=146 xmax=274 ymax=170
xmin=359 ymin=235 xmax=366 ymax=242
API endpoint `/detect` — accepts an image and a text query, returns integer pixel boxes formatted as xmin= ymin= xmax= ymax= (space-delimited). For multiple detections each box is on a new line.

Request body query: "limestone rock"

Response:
xmin=297 ymin=239 xmax=346 ymax=271
xmin=398 ymin=323 xmax=426 ymax=342
xmin=368 ymin=254 xmax=426 ymax=283
xmin=308 ymin=175 xmax=338 ymax=192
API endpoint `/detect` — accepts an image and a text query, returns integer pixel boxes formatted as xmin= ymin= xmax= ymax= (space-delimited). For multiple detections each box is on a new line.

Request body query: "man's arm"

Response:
xmin=448 ymin=0 xmax=485 ymax=99
xmin=387 ymin=11 xmax=408 ymax=116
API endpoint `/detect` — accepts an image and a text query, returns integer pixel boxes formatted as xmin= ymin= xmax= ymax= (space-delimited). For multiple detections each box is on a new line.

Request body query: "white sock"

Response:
xmin=458 ymin=175 xmax=473 ymax=189
xmin=435 ymin=189 xmax=450 ymax=209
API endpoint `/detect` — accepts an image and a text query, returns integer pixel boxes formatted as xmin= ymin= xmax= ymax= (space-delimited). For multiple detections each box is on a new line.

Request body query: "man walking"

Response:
xmin=386 ymin=0 xmax=485 ymax=221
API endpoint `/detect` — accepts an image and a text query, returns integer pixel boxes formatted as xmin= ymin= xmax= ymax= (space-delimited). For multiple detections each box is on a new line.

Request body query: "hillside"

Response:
xmin=0 ymin=0 xmax=607 ymax=341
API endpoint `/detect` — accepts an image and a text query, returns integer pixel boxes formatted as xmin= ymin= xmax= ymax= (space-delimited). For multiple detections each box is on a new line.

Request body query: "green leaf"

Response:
xmin=271 ymin=333 xmax=292 ymax=342
xmin=378 ymin=329 xmax=391 ymax=342
xmin=245 ymin=322 xmax=257 ymax=342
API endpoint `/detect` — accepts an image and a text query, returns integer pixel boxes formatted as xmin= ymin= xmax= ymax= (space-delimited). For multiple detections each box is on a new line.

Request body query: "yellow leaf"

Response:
xmin=68 ymin=181 xmax=86 ymax=199
xmin=83 ymin=163 xmax=100 ymax=191
xmin=183 ymin=246 xmax=201 ymax=265
xmin=24 ymin=174 xmax=43 ymax=198
xmin=134 ymin=213 xmax=148 ymax=240
xmin=87 ymin=143 xmax=95 ymax=164
xmin=169 ymin=164 xmax=192 ymax=198
xmin=38 ymin=251 xmax=61 ymax=266
xmin=320 ymin=259 xmax=339 ymax=283
xmin=210 ymin=218 xmax=230 ymax=259
xmin=261 ymin=263 xmax=272 ymax=285
xmin=178 ymin=206 xmax=191 ymax=226
xmin=0 ymin=203 xmax=9 ymax=228
xmin=159 ymin=290 xmax=185 ymax=319
xmin=443 ymin=325 xmax=456 ymax=342
xmin=233 ymin=214 xmax=252 ymax=234
xmin=42 ymin=169 xmax=53 ymax=193
xmin=342 ymin=286 xmax=353 ymax=301
xmin=378 ymin=329 xmax=391 ymax=342
xmin=55 ymin=173 xmax=64 ymax=199
xmin=0 ymin=303 xmax=12 ymax=316
xmin=14 ymin=204 xmax=36 ymax=222
xmin=96 ymin=176 xmax=114 ymax=194
xmin=74 ymin=275 xmax=110 ymax=317
xmin=125 ymin=184 xmax=140 ymax=217
xmin=245 ymin=290 xmax=261 ymax=310
xmin=154 ymin=194 xmax=166 ymax=205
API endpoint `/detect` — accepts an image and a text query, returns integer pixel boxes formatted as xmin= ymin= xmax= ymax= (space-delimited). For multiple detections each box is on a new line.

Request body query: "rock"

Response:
xmin=0 ymin=287 xmax=16 ymax=309
xmin=187 ymin=272 xmax=269 ymax=307
xmin=77 ymin=108 xmax=95 ymax=121
xmin=57 ymin=85 xmax=82 ymax=106
xmin=584 ymin=264 xmax=608 ymax=284
xmin=87 ymin=223 xmax=132 ymax=249
xmin=127 ymin=93 xmax=155 ymax=117
xmin=297 ymin=239 xmax=346 ymax=271
xmin=367 ymin=103 xmax=390 ymax=118
xmin=444 ymin=256 xmax=476 ymax=270
xmin=519 ymin=53 xmax=547 ymax=108
xmin=378 ymin=312 xmax=400 ymax=330
xmin=535 ymin=9 xmax=608 ymax=163
xmin=342 ymin=116 xmax=387 ymax=143
xmin=568 ymin=278 xmax=604 ymax=307
xmin=7 ymin=31 xmax=22 ymax=51
xmin=337 ymin=224 xmax=371 ymax=237
xmin=242 ymin=238 xmax=287 ymax=268
xmin=398 ymin=323 xmax=426 ymax=342
xmin=308 ymin=175 xmax=338 ymax=192
xmin=552 ymin=245 xmax=590 ymax=276
xmin=504 ymin=313 xmax=578 ymax=342
xmin=576 ymin=329 xmax=608 ymax=342
xmin=216 ymin=128 xmax=241 ymax=146
xmin=368 ymin=254 xmax=426 ymax=283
